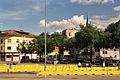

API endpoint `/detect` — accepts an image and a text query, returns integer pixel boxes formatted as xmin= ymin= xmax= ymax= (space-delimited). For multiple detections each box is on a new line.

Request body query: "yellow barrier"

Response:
xmin=0 ymin=64 xmax=9 ymax=72
xmin=36 ymin=66 xmax=120 ymax=76
xmin=1 ymin=64 xmax=120 ymax=76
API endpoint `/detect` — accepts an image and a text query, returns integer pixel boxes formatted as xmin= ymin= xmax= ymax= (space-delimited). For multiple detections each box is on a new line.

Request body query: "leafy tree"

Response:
xmin=18 ymin=41 xmax=28 ymax=53
xmin=18 ymin=41 xmax=32 ymax=62
xmin=25 ymin=32 xmax=67 ymax=61
xmin=105 ymin=20 xmax=120 ymax=48
xmin=75 ymin=24 xmax=105 ymax=49
xmin=75 ymin=24 xmax=109 ymax=62
xmin=48 ymin=32 xmax=67 ymax=51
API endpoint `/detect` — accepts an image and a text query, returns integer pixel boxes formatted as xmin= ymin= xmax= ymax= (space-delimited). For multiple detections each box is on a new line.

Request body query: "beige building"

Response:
xmin=62 ymin=28 xmax=77 ymax=38
xmin=100 ymin=48 xmax=120 ymax=60
xmin=0 ymin=30 xmax=35 ymax=61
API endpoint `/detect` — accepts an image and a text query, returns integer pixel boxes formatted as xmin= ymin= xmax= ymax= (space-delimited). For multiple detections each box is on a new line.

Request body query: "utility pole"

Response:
xmin=118 ymin=40 xmax=120 ymax=69
xmin=44 ymin=0 xmax=47 ymax=72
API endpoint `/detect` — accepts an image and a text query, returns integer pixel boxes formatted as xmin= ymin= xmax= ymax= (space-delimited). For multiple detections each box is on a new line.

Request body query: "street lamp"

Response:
xmin=44 ymin=0 xmax=47 ymax=71
xmin=118 ymin=40 xmax=120 ymax=69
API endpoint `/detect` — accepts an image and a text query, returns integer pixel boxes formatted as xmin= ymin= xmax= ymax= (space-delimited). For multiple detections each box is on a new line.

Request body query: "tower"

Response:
xmin=86 ymin=15 xmax=89 ymax=27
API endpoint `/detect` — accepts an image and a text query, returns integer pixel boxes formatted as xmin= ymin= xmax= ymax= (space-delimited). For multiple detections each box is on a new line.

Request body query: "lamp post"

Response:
xmin=118 ymin=40 xmax=120 ymax=69
xmin=44 ymin=0 xmax=47 ymax=71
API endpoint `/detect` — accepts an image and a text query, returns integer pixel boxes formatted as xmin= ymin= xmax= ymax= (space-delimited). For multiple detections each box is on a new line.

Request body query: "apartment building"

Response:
xmin=100 ymin=48 xmax=120 ymax=60
xmin=0 ymin=30 xmax=35 ymax=62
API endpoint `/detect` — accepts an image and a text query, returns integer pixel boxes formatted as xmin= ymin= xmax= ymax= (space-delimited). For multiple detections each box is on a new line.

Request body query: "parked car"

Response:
xmin=78 ymin=61 xmax=92 ymax=67
xmin=59 ymin=58 xmax=70 ymax=64
xmin=46 ymin=59 xmax=54 ymax=64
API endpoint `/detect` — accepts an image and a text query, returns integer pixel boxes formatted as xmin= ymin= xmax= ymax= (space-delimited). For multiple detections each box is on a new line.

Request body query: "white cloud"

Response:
xmin=32 ymin=6 xmax=41 ymax=11
xmin=40 ymin=15 xmax=86 ymax=29
xmin=0 ymin=23 xmax=5 ymax=28
xmin=11 ymin=17 xmax=25 ymax=21
xmin=49 ymin=29 xmax=63 ymax=35
xmin=40 ymin=14 xmax=120 ymax=31
xmin=113 ymin=6 xmax=120 ymax=11
xmin=91 ymin=14 xmax=120 ymax=30
xmin=92 ymin=16 xmax=104 ymax=20
xmin=0 ymin=23 xmax=14 ymax=28
xmin=70 ymin=0 xmax=116 ymax=4
xmin=0 ymin=0 xmax=46 ymax=20
xmin=0 ymin=10 xmax=28 ymax=20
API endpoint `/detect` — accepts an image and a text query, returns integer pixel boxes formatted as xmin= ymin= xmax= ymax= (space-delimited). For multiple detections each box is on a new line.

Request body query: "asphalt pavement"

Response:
xmin=0 ymin=73 xmax=120 ymax=80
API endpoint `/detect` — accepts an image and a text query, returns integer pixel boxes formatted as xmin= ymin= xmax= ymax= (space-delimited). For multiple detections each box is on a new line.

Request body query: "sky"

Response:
xmin=0 ymin=0 xmax=120 ymax=34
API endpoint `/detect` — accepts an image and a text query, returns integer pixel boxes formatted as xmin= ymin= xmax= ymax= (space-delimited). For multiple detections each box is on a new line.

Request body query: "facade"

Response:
xmin=62 ymin=28 xmax=78 ymax=38
xmin=100 ymin=48 xmax=120 ymax=60
xmin=0 ymin=30 xmax=35 ymax=62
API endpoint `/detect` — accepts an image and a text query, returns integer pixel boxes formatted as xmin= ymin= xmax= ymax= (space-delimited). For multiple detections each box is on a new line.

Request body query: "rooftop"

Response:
xmin=0 ymin=30 xmax=35 ymax=38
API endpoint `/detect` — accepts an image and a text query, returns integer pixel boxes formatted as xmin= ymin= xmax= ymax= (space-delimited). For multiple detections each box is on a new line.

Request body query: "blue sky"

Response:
xmin=0 ymin=0 xmax=120 ymax=34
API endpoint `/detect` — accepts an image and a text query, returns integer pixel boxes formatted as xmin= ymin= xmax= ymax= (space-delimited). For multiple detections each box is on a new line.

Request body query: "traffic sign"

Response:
xmin=54 ymin=46 xmax=59 ymax=55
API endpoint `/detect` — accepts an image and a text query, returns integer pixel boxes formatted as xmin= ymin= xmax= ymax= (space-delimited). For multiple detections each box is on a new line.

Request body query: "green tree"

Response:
xmin=18 ymin=41 xmax=31 ymax=62
xmin=18 ymin=41 xmax=28 ymax=53
xmin=26 ymin=32 xmax=67 ymax=61
xmin=105 ymin=20 xmax=120 ymax=48
xmin=75 ymin=24 xmax=108 ymax=62
xmin=48 ymin=32 xmax=67 ymax=51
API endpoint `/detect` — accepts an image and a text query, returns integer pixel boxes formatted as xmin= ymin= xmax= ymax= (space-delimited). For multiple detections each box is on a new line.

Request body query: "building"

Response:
xmin=62 ymin=28 xmax=78 ymax=38
xmin=100 ymin=48 xmax=120 ymax=60
xmin=0 ymin=30 xmax=35 ymax=62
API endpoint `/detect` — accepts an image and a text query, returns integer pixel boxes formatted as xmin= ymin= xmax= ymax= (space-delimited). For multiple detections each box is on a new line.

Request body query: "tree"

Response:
xmin=105 ymin=20 xmax=120 ymax=48
xmin=18 ymin=41 xmax=31 ymax=62
xmin=31 ymin=33 xmax=49 ymax=60
xmin=48 ymin=32 xmax=67 ymax=51
xmin=18 ymin=41 xmax=28 ymax=53
xmin=75 ymin=24 xmax=109 ymax=62
xmin=26 ymin=32 xmax=67 ymax=61
xmin=75 ymin=24 xmax=105 ymax=49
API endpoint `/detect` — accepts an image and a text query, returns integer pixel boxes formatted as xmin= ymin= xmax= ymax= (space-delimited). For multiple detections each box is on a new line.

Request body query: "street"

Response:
xmin=0 ymin=73 xmax=120 ymax=80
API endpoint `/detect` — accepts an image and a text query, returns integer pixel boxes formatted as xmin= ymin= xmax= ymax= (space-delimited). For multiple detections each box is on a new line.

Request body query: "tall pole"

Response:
xmin=44 ymin=0 xmax=47 ymax=71
xmin=118 ymin=40 xmax=120 ymax=69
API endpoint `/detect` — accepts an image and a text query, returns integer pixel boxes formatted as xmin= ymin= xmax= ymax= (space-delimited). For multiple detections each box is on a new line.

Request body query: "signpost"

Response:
xmin=54 ymin=46 xmax=59 ymax=64
xmin=54 ymin=46 xmax=59 ymax=55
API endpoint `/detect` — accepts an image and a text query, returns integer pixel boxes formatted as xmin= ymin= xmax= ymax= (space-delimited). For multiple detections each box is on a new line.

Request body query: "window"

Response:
xmin=1 ymin=47 xmax=2 ymax=50
xmin=0 ymin=39 xmax=3 ymax=43
xmin=114 ymin=49 xmax=116 ymax=51
xmin=7 ymin=47 xmax=11 ymax=50
xmin=17 ymin=47 xmax=19 ymax=50
xmin=115 ymin=55 xmax=117 ymax=58
xmin=6 ymin=55 xmax=12 ymax=58
xmin=14 ymin=55 xmax=19 ymax=57
xmin=105 ymin=51 xmax=107 ymax=54
xmin=103 ymin=51 xmax=107 ymax=54
xmin=103 ymin=51 xmax=104 ymax=54
xmin=1 ymin=55 xmax=4 ymax=58
xmin=8 ymin=39 xmax=11 ymax=43
xmin=16 ymin=39 xmax=19 ymax=43
xmin=69 ymin=32 xmax=71 ymax=36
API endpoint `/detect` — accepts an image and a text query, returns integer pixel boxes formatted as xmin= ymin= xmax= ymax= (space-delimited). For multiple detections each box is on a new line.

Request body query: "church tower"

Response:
xmin=86 ymin=15 xmax=89 ymax=27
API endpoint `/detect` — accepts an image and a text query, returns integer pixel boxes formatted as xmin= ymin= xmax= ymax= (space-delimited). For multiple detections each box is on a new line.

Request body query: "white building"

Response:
xmin=100 ymin=48 xmax=120 ymax=60
xmin=0 ymin=30 xmax=35 ymax=62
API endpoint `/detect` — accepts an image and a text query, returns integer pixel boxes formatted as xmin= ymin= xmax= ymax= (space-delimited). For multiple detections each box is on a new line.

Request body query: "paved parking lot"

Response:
xmin=0 ymin=73 xmax=120 ymax=80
